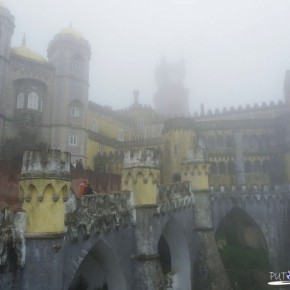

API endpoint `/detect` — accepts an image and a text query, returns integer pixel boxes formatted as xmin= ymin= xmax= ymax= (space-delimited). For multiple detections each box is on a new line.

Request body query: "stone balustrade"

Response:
xmin=66 ymin=192 xmax=134 ymax=240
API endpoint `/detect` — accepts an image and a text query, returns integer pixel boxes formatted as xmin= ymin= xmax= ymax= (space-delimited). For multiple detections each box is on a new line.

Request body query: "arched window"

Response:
xmin=227 ymin=161 xmax=235 ymax=175
xmin=244 ymin=160 xmax=252 ymax=173
xmin=27 ymin=92 xmax=39 ymax=110
xmin=210 ymin=162 xmax=217 ymax=175
xmin=69 ymin=135 xmax=78 ymax=145
xmin=216 ymin=135 xmax=224 ymax=148
xmin=218 ymin=161 xmax=226 ymax=174
xmin=263 ymin=160 xmax=270 ymax=174
xmin=71 ymin=106 xmax=80 ymax=117
xmin=91 ymin=120 xmax=97 ymax=132
xmin=225 ymin=135 xmax=234 ymax=148
xmin=242 ymin=135 xmax=250 ymax=148
xmin=118 ymin=129 xmax=124 ymax=141
xmin=16 ymin=92 xmax=25 ymax=109
xmin=138 ymin=118 xmax=144 ymax=127
xmin=253 ymin=160 xmax=262 ymax=173
xmin=249 ymin=135 xmax=259 ymax=148
xmin=207 ymin=136 xmax=215 ymax=149
xmin=71 ymin=55 xmax=82 ymax=73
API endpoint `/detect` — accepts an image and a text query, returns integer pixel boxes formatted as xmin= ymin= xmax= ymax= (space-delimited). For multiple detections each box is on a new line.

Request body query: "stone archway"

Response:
xmin=216 ymin=207 xmax=270 ymax=290
xmin=158 ymin=217 xmax=191 ymax=290
xmin=68 ymin=240 xmax=127 ymax=290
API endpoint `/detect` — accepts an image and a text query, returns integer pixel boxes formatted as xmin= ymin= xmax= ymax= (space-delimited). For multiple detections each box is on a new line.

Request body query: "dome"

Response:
xmin=12 ymin=44 xmax=47 ymax=63
xmin=59 ymin=27 xmax=84 ymax=40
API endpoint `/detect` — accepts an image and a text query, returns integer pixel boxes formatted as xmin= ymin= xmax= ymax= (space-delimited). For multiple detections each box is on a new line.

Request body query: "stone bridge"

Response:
xmin=0 ymin=150 xmax=289 ymax=290
xmin=61 ymin=184 xmax=289 ymax=290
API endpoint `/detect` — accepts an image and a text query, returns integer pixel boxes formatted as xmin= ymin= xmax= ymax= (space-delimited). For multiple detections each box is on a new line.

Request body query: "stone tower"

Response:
xmin=0 ymin=1 xmax=14 ymax=150
xmin=18 ymin=150 xmax=70 ymax=289
xmin=121 ymin=149 xmax=164 ymax=290
xmin=47 ymin=28 xmax=91 ymax=165
xmin=154 ymin=58 xmax=189 ymax=117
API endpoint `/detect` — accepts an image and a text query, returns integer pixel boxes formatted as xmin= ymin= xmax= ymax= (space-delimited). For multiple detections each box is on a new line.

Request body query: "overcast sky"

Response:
xmin=6 ymin=0 xmax=290 ymax=113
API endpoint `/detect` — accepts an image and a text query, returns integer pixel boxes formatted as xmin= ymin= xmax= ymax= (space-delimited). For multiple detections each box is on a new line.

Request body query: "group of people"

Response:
xmin=79 ymin=181 xmax=94 ymax=196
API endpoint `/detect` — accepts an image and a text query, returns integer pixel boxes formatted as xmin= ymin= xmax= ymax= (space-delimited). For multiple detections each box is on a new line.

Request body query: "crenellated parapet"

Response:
xmin=20 ymin=150 xmax=71 ymax=180
xmin=123 ymin=148 xmax=159 ymax=169
xmin=19 ymin=150 xmax=71 ymax=237
xmin=195 ymin=100 xmax=287 ymax=120
xmin=66 ymin=192 xmax=133 ymax=240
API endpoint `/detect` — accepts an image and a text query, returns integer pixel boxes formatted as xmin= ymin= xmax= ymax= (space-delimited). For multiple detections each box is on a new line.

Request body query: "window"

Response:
xmin=118 ymin=129 xmax=124 ymax=141
xmin=138 ymin=118 xmax=144 ymax=127
xmin=71 ymin=56 xmax=82 ymax=73
xmin=69 ymin=135 xmax=78 ymax=145
xmin=16 ymin=92 xmax=25 ymax=109
xmin=99 ymin=143 xmax=104 ymax=154
xmin=71 ymin=106 xmax=80 ymax=117
xmin=210 ymin=162 xmax=217 ymax=175
xmin=253 ymin=160 xmax=262 ymax=173
xmin=135 ymin=135 xmax=143 ymax=140
xmin=245 ymin=160 xmax=252 ymax=173
xmin=91 ymin=120 xmax=97 ymax=132
xmin=27 ymin=92 xmax=39 ymax=110
xmin=218 ymin=161 xmax=226 ymax=174
xmin=227 ymin=161 xmax=235 ymax=175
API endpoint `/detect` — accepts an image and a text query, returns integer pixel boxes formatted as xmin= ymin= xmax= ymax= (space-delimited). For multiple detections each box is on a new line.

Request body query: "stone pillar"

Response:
xmin=122 ymin=149 xmax=165 ymax=290
xmin=234 ymin=132 xmax=245 ymax=187
xmin=181 ymin=150 xmax=232 ymax=290
xmin=18 ymin=150 xmax=71 ymax=290
xmin=194 ymin=192 xmax=232 ymax=290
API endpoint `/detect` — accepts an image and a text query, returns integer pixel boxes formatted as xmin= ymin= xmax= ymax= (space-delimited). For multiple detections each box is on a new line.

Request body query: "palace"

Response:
xmin=1 ymin=2 xmax=290 ymax=191
xmin=1 ymin=2 xmax=290 ymax=290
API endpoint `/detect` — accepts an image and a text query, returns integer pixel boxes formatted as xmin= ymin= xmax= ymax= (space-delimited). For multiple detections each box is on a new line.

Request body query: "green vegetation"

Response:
xmin=216 ymin=235 xmax=271 ymax=290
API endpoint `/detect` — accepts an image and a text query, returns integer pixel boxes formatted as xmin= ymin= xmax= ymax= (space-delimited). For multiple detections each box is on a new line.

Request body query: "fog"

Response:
xmin=7 ymin=0 xmax=290 ymax=113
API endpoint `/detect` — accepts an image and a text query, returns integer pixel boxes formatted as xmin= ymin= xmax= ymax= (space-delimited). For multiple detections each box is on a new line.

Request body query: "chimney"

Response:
xmin=133 ymin=90 xmax=139 ymax=105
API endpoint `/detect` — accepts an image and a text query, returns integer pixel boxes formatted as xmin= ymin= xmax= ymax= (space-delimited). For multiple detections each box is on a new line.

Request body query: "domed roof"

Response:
xmin=59 ymin=27 xmax=84 ymax=40
xmin=12 ymin=38 xmax=47 ymax=63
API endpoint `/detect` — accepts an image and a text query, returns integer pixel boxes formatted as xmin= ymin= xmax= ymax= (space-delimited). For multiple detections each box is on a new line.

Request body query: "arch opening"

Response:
xmin=158 ymin=218 xmax=191 ymax=290
xmin=68 ymin=240 xmax=127 ymax=290
xmin=216 ymin=208 xmax=270 ymax=290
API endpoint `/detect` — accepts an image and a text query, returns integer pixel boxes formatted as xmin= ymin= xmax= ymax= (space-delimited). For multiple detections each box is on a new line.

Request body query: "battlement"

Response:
xmin=194 ymin=100 xmax=286 ymax=118
xmin=123 ymin=148 xmax=159 ymax=169
xmin=210 ymin=184 xmax=290 ymax=194
xmin=19 ymin=150 xmax=71 ymax=180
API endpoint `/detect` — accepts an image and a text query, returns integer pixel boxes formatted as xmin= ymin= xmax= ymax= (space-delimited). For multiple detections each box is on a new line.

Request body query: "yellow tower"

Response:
xmin=121 ymin=148 xmax=160 ymax=206
xmin=181 ymin=148 xmax=210 ymax=191
xmin=162 ymin=118 xmax=196 ymax=183
xmin=19 ymin=150 xmax=71 ymax=237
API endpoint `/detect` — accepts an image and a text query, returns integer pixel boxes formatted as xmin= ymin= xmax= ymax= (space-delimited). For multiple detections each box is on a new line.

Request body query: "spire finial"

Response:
xmin=22 ymin=33 xmax=26 ymax=46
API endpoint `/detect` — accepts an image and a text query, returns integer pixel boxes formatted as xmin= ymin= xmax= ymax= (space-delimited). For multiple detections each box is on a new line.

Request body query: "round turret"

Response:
xmin=47 ymin=27 xmax=91 ymax=164
xmin=47 ymin=26 xmax=91 ymax=81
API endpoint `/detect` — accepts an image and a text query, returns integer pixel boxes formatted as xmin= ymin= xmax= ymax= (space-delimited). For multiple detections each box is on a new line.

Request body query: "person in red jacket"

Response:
xmin=79 ymin=181 xmax=87 ymax=197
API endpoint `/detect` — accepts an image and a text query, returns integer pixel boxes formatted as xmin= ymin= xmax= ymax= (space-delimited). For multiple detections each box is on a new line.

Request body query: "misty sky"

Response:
xmin=6 ymin=0 xmax=290 ymax=113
